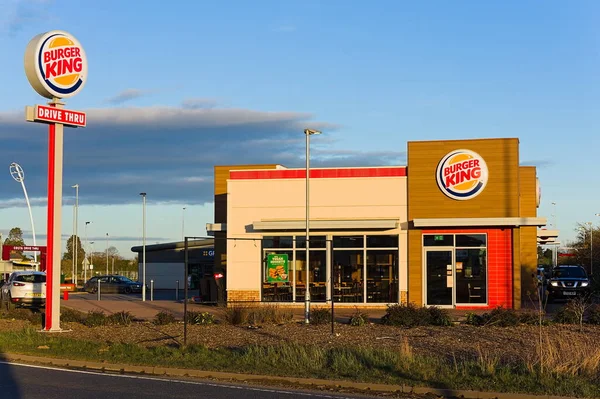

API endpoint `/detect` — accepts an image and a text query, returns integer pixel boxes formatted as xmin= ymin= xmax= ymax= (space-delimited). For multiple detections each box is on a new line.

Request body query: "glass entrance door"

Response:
xmin=425 ymin=249 xmax=453 ymax=306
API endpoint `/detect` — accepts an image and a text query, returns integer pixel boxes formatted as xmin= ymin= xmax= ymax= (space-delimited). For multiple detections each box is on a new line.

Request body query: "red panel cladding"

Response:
xmin=230 ymin=167 xmax=407 ymax=180
xmin=422 ymin=228 xmax=513 ymax=310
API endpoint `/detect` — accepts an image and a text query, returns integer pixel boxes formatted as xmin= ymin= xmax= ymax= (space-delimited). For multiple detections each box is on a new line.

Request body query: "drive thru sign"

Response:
xmin=23 ymin=30 xmax=88 ymax=332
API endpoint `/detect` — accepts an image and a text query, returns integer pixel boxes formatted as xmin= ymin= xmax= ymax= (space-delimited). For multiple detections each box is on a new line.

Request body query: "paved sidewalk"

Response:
xmin=61 ymin=291 xmax=393 ymax=322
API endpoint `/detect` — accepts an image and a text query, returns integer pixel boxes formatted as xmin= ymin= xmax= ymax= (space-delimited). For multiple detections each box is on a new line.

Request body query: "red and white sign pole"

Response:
xmin=46 ymin=99 xmax=64 ymax=331
xmin=24 ymin=30 xmax=88 ymax=332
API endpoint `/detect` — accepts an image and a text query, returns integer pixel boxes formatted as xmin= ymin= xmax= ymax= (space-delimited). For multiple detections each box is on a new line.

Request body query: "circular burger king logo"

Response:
xmin=436 ymin=149 xmax=488 ymax=200
xmin=24 ymin=30 xmax=87 ymax=99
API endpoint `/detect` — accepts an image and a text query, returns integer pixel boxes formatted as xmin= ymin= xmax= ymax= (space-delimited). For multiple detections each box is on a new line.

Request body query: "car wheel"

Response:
xmin=124 ymin=286 xmax=132 ymax=294
xmin=91 ymin=286 xmax=97 ymax=294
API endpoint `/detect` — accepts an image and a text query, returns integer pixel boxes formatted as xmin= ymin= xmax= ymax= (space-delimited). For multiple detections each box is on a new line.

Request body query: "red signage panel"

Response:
xmin=34 ymin=105 xmax=86 ymax=127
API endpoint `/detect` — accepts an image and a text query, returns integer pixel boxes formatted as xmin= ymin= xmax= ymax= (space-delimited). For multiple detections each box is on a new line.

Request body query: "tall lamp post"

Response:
xmin=303 ymin=128 xmax=321 ymax=324
xmin=72 ymin=184 xmax=79 ymax=285
xmin=140 ymin=192 xmax=147 ymax=302
xmin=84 ymin=221 xmax=91 ymax=282
xmin=105 ymin=233 xmax=109 ymax=275
xmin=9 ymin=163 xmax=38 ymax=267
xmin=182 ymin=207 xmax=186 ymax=241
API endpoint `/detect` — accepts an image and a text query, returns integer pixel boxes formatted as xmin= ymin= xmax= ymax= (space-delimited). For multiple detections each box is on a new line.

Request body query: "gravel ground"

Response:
xmin=0 ymin=316 xmax=596 ymax=366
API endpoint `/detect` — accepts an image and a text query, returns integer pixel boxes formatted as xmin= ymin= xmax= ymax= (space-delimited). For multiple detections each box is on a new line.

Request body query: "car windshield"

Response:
xmin=552 ymin=267 xmax=587 ymax=279
xmin=14 ymin=274 xmax=45 ymax=283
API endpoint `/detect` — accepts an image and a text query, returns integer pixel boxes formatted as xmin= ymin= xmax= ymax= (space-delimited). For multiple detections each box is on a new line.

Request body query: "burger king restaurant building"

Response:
xmin=207 ymin=138 xmax=545 ymax=310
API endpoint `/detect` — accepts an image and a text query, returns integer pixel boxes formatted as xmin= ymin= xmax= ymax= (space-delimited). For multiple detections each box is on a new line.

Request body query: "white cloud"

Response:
xmin=104 ymin=89 xmax=151 ymax=105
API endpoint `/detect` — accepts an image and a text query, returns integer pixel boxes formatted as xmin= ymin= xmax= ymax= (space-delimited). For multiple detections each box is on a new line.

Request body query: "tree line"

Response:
xmin=3 ymin=226 xmax=138 ymax=281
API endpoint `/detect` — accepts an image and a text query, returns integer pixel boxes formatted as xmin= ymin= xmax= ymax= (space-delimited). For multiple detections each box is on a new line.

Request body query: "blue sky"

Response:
xmin=0 ymin=0 xmax=598 ymax=258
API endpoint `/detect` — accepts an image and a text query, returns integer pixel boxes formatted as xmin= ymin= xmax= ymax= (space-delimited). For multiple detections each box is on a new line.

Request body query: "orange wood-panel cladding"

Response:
xmin=407 ymin=138 xmax=520 ymax=220
xmin=407 ymin=229 xmax=423 ymax=306
xmin=213 ymin=164 xmax=279 ymax=222
xmin=518 ymin=166 xmax=537 ymax=218
xmin=519 ymin=226 xmax=538 ymax=301
xmin=214 ymin=164 xmax=279 ymax=195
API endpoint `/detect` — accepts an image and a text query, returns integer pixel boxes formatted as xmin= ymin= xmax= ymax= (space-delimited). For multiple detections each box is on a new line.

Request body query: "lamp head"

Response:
xmin=9 ymin=162 xmax=24 ymax=183
xmin=304 ymin=129 xmax=322 ymax=136
xmin=140 ymin=192 xmax=146 ymax=197
xmin=72 ymin=184 xmax=79 ymax=188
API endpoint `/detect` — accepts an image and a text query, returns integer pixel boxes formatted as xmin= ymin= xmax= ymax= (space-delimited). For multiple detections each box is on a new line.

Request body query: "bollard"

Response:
xmin=63 ymin=290 xmax=69 ymax=301
xmin=97 ymin=279 xmax=101 ymax=301
xmin=176 ymin=280 xmax=179 ymax=301
xmin=150 ymin=280 xmax=154 ymax=301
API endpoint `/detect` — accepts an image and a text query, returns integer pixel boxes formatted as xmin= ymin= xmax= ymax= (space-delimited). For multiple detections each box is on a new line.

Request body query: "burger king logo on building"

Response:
xmin=435 ymin=149 xmax=488 ymax=200
xmin=24 ymin=30 xmax=87 ymax=99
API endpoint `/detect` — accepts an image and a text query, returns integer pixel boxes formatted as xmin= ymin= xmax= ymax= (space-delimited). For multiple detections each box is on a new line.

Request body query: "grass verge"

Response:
xmin=0 ymin=326 xmax=598 ymax=397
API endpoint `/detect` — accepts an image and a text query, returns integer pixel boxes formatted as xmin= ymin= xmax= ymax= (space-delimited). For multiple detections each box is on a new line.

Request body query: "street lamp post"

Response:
xmin=182 ymin=207 xmax=186 ymax=241
xmin=84 ymin=221 xmax=91 ymax=282
xmin=140 ymin=193 xmax=147 ymax=302
xmin=72 ymin=184 xmax=79 ymax=285
xmin=9 ymin=163 xmax=38 ymax=268
xmin=105 ymin=233 xmax=109 ymax=275
xmin=90 ymin=241 xmax=95 ymax=273
xmin=303 ymin=128 xmax=321 ymax=324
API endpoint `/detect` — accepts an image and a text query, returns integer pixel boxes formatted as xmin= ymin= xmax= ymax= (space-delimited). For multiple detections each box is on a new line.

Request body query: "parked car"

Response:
xmin=546 ymin=265 xmax=591 ymax=302
xmin=84 ymin=275 xmax=143 ymax=294
xmin=0 ymin=270 xmax=46 ymax=309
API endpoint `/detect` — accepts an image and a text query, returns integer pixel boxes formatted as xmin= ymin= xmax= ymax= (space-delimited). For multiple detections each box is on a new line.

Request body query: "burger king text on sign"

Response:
xmin=33 ymin=105 xmax=86 ymax=127
xmin=435 ymin=149 xmax=488 ymax=200
xmin=24 ymin=30 xmax=87 ymax=99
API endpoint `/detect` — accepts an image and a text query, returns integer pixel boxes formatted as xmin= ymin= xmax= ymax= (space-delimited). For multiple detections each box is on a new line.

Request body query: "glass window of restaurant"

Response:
xmin=261 ymin=236 xmax=326 ymax=303
xmin=262 ymin=234 xmax=399 ymax=303
xmin=423 ymin=233 xmax=487 ymax=305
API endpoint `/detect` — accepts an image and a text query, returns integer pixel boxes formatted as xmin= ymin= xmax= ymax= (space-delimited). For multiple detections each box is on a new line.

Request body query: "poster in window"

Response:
xmin=266 ymin=254 xmax=289 ymax=282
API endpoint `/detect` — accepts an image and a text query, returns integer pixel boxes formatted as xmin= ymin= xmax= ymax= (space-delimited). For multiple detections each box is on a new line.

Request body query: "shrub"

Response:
xmin=586 ymin=304 xmax=600 ymax=325
xmin=107 ymin=311 xmax=133 ymax=326
xmin=224 ymin=305 xmax=248 ymax=325
xmin=60 ymin=308 xmax=86 ymax=323
xmin=225 ymin=305 xmax=293 ymax=326
xmin=349 ymin=308 xmax=369 ymax=326
xmin=1 ymin=308 xmax=40 ymax=323
xmin=553 ymin=301 xmax=581 ymax=324
xmin=310 ymin=308 xmax=332 ymax=325
xmin=517 ymin=310 xmax=540 ymax=325
xmin=85 ymin=310 xmax=108 ymax=327
xmin=426 ymin=306 xmax=452 ymax=326
xmin=478 ymin=306 xmax=520 ymax=327
xmin=465 ymin=312 xmax=485 ymax=326
xmin=381 ymin=303 xmax=450 ymax=328
xmin=153 ymin=311 xmax=177 ymax=325
xmin=187 ymin=311 xmax=215 ymax=325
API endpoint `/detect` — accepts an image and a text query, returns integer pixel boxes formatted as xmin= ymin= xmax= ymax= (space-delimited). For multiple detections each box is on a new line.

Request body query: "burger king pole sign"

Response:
xmin=23 ymin=30 xmax=88 ymax=332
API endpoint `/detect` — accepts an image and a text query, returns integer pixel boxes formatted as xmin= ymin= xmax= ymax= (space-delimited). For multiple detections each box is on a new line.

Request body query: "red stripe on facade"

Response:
xmin=230 ymin=167 xmax=407 ymax=180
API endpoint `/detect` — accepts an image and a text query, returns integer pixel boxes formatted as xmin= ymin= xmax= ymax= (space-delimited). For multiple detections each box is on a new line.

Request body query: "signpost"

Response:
xmin=24 ymin=30 xmax=87 ymax=332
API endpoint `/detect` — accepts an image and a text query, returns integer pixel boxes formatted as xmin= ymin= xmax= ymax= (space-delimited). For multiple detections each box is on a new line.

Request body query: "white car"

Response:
xmin=0 ymin=271 xmax=46 ymax=309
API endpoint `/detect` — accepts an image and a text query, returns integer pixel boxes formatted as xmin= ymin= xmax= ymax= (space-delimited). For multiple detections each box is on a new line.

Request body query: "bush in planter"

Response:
xmin=187 ymin=311 xmax=215 ymax=325
xmin=381 ymin=303 xmax=451 ymax=328
xmin=586 ymin=304 xmax=600 ymax=325
xmin=483 ymin=306 xmax=520 ymax=327
xmin=310 ymin=308 xmax=332 ymax=325
xmin=153 ymin=311 xmax=177 ymax=325
xmin=349 ymin=308 xmax=369 ymax=326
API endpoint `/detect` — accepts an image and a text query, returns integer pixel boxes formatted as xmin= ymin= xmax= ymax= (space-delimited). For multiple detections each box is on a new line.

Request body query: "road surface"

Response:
xmin=0 ymin=361 xmax=384 ymax=399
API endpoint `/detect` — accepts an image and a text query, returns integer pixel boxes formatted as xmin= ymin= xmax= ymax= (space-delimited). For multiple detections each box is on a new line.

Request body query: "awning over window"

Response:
xmin=412 ymin=217 xmax=547 ymax=228
xmin=252 ymin=219 xmax=399 ymax=231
